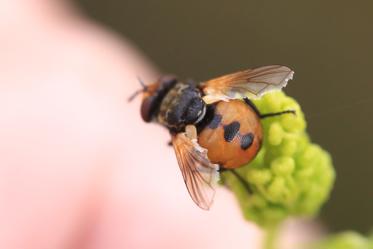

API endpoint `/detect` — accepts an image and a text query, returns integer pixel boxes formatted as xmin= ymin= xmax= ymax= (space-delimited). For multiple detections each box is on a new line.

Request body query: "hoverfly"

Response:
xmin=130 ymin=65 xmax=294 ymax=209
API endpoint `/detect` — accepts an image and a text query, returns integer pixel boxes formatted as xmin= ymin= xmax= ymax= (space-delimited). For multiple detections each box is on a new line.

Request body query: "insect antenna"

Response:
xmin=127 ymin=76 xmax=148 ymax=102
xmin=137 ymin=76 xmax=147 ymax=89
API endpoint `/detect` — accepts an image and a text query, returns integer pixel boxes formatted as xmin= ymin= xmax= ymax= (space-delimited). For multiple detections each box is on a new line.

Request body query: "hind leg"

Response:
xmin=243 ymin=97 xmax=296 ymax=119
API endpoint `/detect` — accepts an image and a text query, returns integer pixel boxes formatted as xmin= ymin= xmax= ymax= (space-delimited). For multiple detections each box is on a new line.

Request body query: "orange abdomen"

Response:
xmin=198 ymin=100 xmax=263 ymax=169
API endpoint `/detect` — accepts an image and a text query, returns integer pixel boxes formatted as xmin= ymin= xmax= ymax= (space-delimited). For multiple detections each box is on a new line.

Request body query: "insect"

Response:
xmin=129 ymin=65 xmax=295 ymax=210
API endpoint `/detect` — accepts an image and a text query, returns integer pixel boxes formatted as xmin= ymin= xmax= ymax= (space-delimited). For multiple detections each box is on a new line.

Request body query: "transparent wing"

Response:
xmin=172 ymin=125 xmax=219 ymax=210
xmin=201 ymin=65 xmax=294 ymax=104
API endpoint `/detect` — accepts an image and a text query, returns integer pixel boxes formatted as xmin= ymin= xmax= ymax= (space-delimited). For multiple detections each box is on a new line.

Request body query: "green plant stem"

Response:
xmin=264 ymin=226 xmax=280 ymax=249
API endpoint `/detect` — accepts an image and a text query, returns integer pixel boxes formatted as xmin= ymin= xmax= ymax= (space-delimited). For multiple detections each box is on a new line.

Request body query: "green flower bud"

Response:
xmin=314 ymin=231 xmax=373 ymax=249
xmin=221 ymin=91 xmax=335 ymax=227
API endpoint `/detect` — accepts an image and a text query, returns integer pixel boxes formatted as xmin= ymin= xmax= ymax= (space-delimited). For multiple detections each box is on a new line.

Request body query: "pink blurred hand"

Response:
xmin=0 ymin=1 xmax=321 ymax=249
xmin=0 ymin=1 xmax=263 ymax=249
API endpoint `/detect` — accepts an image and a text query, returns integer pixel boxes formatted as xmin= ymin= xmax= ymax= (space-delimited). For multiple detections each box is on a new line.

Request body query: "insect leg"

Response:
xmin=243 ymin=98 xmax=261 ymax=117
xmin=230 ymin=169 xmax=253 ymax=194
xmin=243 ymin=97 xmax=296 ymax=119
xmin=259 ymin=110 xmax=296 ymax=119
xmin=219 ymin=167 xmax=253 ymax=194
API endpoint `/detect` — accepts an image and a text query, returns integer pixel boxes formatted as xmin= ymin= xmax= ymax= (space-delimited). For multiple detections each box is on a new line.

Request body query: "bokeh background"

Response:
xmin=76 ymin=0 xmax=373 ymax=233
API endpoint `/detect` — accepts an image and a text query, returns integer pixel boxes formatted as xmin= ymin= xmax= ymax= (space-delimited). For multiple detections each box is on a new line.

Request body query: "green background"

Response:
xmin=76 ymin=0 xmax=373 ymax=233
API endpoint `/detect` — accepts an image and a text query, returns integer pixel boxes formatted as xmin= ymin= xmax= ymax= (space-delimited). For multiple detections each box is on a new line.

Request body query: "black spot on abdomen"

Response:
xmin=223 ymin=121 xmax=240 ymax=142
xmin=241 ymin=133 xmax=254 ymax=150
xmin=208 ymin=114 xmax=222 ymax=129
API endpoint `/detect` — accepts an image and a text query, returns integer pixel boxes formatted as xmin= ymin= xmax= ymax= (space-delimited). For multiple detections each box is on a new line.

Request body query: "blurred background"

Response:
xmin=76 ymin=0 xmax=373 ymax=233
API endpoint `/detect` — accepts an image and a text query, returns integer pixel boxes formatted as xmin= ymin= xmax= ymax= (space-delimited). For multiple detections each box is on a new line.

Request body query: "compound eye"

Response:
xmin=140 ymin=96 xmax=155 ymax=122
xmin=159 ymin=75 xmax=178 ymax=87
xmin=140 ymin=76 xmax=178 ymax=122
